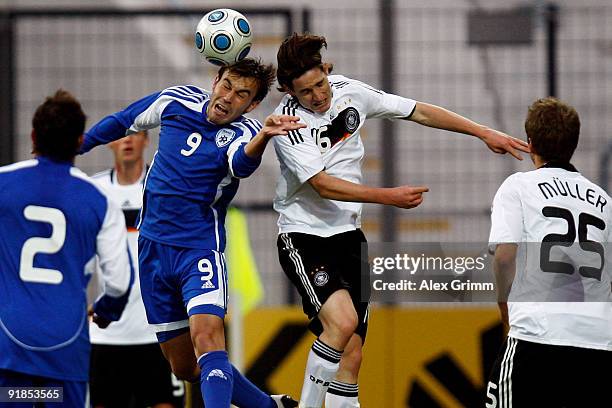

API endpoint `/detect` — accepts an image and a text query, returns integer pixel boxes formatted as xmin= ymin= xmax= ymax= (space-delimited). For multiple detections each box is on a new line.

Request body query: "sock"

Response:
xmin=299 ymin=339 xmax=342 ymax=408
xmin=198 ymin=351 xmax=234 ymax=408
xmin=230 ymin=364 xmax=275 ymax=408
xmin=325 ymin=381 xmax=360 ymax=407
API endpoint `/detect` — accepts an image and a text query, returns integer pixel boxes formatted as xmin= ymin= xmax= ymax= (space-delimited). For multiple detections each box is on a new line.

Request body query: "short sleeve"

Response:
xmin=273 ymin=129 xmax=325 ymax=184
xmin=349 ymin=79 xmax=416 ymax=120
xmin=489 ymin=174 xmax=524 ymax=244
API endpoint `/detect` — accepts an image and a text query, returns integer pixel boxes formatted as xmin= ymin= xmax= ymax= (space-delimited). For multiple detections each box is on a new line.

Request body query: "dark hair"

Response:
xmin=524 ymin=97 xmax=580 ymax=163
xmin=276 ymin=33 xmax=333 ymax=91
xmin=217 ymin=57 xmax=276 ymax=102
xmin=32 ymin=89 xmax=86 ymax=162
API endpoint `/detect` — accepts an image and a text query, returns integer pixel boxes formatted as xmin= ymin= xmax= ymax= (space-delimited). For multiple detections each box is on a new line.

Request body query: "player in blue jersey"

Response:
xmin=0 ymin=90 xmax=133 ymax=407
xmin=80 ymin=58 xmax=304 ymax=408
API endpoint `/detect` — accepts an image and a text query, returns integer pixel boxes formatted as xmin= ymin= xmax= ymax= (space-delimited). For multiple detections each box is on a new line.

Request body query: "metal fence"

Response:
xmin=2 ymin=2 xmax=611 ymax=305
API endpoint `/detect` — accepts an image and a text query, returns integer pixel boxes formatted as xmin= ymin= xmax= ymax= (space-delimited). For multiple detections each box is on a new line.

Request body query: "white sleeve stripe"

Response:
xmin=96 ymin=196 xmax=131 ymax=297
xmin=245 ymin=117 xmax=262 ymax=129
xmin=232 ymin=122 xmax=255 ymax=138
xmin=244 ymin=117 xmax=262 ymax=132
xmin=240 ymin=119 xmax=258 ymax=136
xmin=164 ymin=85 xmax=207 ymax=102
xmin=161 ymin=90 xmax=201 ymax=104
xmin=227 ymin=134 xmax=251 ymax=177
xmin=0 ymin=159 xmax=38 ymax=174
xmin=69 ymin=167 xmax=108 ymax=196
xmin=177 ymin=85 xmax=205 ymax=98
xmin=129 ymin=98 xmax=178 ymax=132
xmin=70 ymin=169 xmax=131 ymax=298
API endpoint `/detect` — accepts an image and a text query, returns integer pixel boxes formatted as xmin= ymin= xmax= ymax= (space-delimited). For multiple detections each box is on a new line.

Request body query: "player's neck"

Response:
xmin=114 ymin=159 xmax=144 ymax=185
xmin=532 ymin=154 xmax=547 ymax=169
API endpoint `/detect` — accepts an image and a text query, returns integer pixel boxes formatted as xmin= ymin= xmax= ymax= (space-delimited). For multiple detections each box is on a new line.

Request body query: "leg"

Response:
xmin=134 ymin=343 xmax=185 ymax=408
xmin=278 ymin=233 xmax=357 ymax=408
xmin=159 ymin=331 xmax=200 ymax=382
xmin=145 ymin=242 xmax=294 ymax=408
xmin=325 ymin=230 xmax=369 ymax=408
xmin=297 ymin=290 xmax=356 ymax=408
xmin=325 ymin=334 xmax=362 ymax=408
xmin=185 ymin=250 xmax=287 ymax=408
xmin=190 ymin=313 xmax=233 ymax=408
xmin=89 ymin=344 xmax=133 ymax=408
xmin=485 ymin=337 xmax=555 ymax=408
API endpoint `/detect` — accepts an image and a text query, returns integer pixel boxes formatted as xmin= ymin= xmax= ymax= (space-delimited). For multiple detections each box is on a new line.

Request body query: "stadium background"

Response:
xmin=1 ymin=0 xmax=610 ymax=406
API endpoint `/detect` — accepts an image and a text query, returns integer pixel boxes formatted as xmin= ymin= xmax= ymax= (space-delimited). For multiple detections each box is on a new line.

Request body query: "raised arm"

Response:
xmin=408 ymin=102 xmax=529 ymax=160
xmin=80 ymin=91 xmax=161 ymax=154
xmin=227 ymin=114 xmax=306 ymax=179
xmin=244 ymin=114 xmax=306 ymax=159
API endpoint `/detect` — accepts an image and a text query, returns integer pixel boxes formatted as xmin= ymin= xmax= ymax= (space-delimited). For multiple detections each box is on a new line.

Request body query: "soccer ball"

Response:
xmin=195 ymin=8 xmax=253 ymax=66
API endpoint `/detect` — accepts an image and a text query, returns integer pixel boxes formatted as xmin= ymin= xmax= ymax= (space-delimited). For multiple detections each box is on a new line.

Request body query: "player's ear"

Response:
xmin=212 ymin=74 xmax=221 ymax=90
xmin=285 ymin=85 xmax=296 ymax=98
xmin=30 ymin=129 xmax=37 ymax=155
xmin=244 ymin=100 xmax=260 ymax=114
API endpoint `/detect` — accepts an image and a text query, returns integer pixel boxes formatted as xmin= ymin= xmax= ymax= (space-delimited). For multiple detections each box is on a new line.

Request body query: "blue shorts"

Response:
xmin=138 ymin=237 xmax=229 ymax=343
xmin=0 ymin=369 xmax=87 ymax=408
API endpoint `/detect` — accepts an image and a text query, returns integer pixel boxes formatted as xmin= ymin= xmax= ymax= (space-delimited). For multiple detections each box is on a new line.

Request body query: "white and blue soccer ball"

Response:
xmin=195 ymin=8 xmax=253 ymax=66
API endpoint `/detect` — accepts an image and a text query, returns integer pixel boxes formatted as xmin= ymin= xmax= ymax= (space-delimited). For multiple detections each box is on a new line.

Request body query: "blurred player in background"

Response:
xmin=89 ymin=130 xmax=184 ymax=408
xmin=487 ymin=97 xmax=611 ymax=407
xmin=0 ymin=90 xmax=132 ymax=407
xmin=80 ymin=58 xmax=303 ymax=408
xmin=272 ymin=33 xmax=530 ymax=408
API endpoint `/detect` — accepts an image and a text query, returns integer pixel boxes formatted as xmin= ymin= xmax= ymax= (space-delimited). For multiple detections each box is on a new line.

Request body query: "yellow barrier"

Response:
xmin=240 ymin=306 xmax=503 ymax=408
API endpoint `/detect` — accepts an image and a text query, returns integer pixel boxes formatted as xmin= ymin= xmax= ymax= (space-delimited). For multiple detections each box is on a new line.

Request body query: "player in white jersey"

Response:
xmin=486 ymin=97 xmax=611 ymax=407
xmin=88 ymin=130 xmax=184 ymax=408
xmin=272 ymin=33 xmax=530 ymax=408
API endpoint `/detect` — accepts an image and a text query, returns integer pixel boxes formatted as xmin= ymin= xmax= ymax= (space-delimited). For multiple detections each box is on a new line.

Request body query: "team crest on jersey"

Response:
xmin=215 ymin=128 xmax=236 ymax=147
xmin=344 ymin=108 xmax=360 ymax=133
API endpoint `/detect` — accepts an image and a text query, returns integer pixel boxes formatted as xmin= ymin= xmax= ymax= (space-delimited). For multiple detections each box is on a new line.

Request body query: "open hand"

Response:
xmin=480 ymin=128 xmax=530 ymax=160
xmin=262 ymin=114 xmax=306 ymax=138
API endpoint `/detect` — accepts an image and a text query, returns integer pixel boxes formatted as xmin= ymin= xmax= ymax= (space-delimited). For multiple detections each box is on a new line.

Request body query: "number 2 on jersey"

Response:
xmin=19 ymin=205 xmax=66 ymax=284
xmin=540 ymin=206 xmax=605 ymax=280
xmin=181 ymin=133 xmax=202 ymax=156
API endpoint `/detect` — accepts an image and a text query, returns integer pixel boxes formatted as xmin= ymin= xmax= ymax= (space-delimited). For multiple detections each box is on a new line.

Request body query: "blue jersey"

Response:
xmin=0 ymin=158 xmax=132 ymax=381
xmin=81 ymin=85 xmax=263 ymax=252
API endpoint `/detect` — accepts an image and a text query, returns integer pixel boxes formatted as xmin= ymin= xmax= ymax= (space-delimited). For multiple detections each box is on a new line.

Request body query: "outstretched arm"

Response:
xmin=408 ymin=102 xmax=529 ymax=160
xmin=309 ymin=171 xmax=428 ymax=209
xmin=80 ymin=91 xmax=162 ymax=154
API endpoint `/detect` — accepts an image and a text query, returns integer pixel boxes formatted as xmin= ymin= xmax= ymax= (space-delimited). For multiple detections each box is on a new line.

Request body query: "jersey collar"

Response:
xmin=541 ymin=161 xmax=578 ymax=172
xmin=110 ymin=164 xmax=148 ymax=186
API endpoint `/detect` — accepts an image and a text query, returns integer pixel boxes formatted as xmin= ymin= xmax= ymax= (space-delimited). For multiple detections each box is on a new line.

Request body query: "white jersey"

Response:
xmin=89 ymin=166 xmax=157 ymax=345
xmin=489 ymin=164 xmax=612 ymax=350
xmin=273 ymin=75 xmax=416 ymax=237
